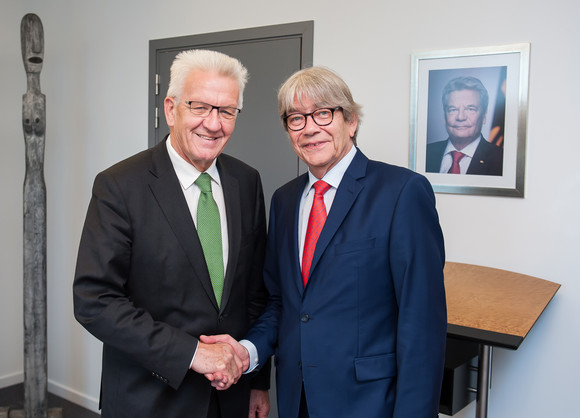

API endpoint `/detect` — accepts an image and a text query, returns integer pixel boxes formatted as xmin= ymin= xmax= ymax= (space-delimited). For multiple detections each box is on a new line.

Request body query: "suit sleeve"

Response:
xmin=244 ymin=170 xmax=272 ymax=391
xmin=244 ymin=191 xmax=282 ymax=364
xmin=389 ymin=174 xmax=447 ymax=418
xmin=73 ymin=170 xmax=197 ymax=390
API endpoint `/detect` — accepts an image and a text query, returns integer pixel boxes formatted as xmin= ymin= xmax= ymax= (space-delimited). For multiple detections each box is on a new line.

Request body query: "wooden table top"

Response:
xmin=444 ymin=262 xmax=560 ymax=349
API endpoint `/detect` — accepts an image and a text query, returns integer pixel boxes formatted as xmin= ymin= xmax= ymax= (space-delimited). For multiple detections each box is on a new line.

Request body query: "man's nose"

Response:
xmin=203 ymin=108 xmax=222 ymax=130
xmin=456 ymin=107 xmax=467 ymax=120
xmin=303 ymin=114 xmax=320 ymax=132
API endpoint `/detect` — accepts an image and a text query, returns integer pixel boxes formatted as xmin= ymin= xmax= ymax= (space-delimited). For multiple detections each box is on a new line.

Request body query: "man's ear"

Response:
xmin=164 ymin=97 xmax=176 ymax=127
xmin=348 ymin=114 xmax=358 ymax=138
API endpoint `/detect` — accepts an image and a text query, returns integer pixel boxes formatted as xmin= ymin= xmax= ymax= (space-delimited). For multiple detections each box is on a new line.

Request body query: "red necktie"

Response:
xmin=302 ymin=180 xmax=331 ymax=286
xmin=448 ymin=151 xmax=465 ymax=174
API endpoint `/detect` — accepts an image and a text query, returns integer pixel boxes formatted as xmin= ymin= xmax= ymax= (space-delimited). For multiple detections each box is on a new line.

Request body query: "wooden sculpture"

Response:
xmin=21 ymin=13 xmax=47 ymax=418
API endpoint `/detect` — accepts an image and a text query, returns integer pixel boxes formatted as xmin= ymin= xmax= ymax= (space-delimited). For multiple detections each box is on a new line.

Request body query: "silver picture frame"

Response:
xmin=409 ymin=43 xmax=530 ymax=197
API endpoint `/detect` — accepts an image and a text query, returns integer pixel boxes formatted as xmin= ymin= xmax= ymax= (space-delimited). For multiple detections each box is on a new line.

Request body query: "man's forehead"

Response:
xmin=449 ymin=89 xmax=481 ymax=100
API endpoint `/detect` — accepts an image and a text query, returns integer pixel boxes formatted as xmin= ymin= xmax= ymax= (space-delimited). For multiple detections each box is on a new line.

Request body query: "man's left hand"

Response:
xmin=249 ymin=389 xmax=270 ymax=418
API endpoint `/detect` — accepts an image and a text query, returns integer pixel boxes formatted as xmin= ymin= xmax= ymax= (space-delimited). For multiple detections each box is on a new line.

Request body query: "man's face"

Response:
xmin=164 ymin=69 xmax=239 ymax=172
xmin=444 ymin=89 xmax=486 ymax=149
xmin=287 ymin=95 xmax=357 ymax=179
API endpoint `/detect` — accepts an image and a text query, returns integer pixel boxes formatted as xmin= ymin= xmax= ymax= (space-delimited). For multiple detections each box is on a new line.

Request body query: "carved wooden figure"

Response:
xmin=21 ymin=13 xmax=47 ymax=418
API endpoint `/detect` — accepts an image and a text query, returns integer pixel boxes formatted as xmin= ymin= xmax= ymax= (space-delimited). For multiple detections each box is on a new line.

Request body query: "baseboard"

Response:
xmin=0 ymin=373 xmax=99 ymax=414
xmin=47 ymin=380 xmax=99 ymax=414
xmin=0 ymin=372 xmax=23 ymax=389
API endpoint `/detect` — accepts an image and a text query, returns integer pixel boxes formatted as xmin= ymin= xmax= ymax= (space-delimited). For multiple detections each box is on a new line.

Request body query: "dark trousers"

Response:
xmin=207 ymin=389 xmax=221 ymax=418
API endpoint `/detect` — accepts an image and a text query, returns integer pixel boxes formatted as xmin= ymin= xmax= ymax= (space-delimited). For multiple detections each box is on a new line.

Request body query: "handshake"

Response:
xmin=190 ymin=334 xmax=250 ymax=390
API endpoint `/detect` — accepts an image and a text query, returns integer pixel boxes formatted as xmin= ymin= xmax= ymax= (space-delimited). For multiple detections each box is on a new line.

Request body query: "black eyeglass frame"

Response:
xmin=284 ymin=107 xmax=342 ymax=131
xmin=183 ymin=100 xmax=242 ymax=120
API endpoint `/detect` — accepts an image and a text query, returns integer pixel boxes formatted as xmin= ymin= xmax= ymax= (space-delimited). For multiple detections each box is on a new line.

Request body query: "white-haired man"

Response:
xmin=73 ymin=49 xmax=270 ymax=418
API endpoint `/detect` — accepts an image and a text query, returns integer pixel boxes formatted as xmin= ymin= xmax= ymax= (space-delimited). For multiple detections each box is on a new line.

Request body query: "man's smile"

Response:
xmin=197 ymin=133 xmax=220 ymax=141
xmin=303 ymin=140 xmax=327 ymax=149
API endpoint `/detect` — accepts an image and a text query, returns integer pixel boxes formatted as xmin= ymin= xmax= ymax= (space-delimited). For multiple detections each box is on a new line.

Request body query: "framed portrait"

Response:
xmin=409 ymin=43 xmax=530 ymax=197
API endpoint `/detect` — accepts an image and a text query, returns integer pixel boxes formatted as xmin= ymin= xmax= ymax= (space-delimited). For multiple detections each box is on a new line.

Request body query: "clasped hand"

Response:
xmin=190 ymin=334 xmax=249 ymax=390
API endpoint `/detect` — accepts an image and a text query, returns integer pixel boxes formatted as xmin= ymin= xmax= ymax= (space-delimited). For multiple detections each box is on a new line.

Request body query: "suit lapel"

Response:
xmin=308 ymin=149 xmax=367 ymax=285
xmin=468 ymin=136 xmax=491 ymax=174
xmin=288 ymin=175 xmax=309 ymax=294
xmin=217 ymin=157 xmax=241 ymax=313
xmin=148 ymin=139 xmax=219 ymax=309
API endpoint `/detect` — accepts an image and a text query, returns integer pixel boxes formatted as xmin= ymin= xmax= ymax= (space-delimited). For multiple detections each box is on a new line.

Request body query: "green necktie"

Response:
xmin=195 ymin=173 xmax=224 ymax=307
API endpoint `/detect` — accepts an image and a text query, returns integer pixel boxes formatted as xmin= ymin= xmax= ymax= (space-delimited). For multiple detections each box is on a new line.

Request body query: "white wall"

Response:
xmin=0 ymin=0 xmax=28 ymax=391
xmin=1 ymin=0 xmax=578 ymax=416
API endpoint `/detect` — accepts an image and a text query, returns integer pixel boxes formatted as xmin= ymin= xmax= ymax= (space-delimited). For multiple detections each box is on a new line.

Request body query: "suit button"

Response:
xmin=300 ymin=314 xmax=310 ymax=323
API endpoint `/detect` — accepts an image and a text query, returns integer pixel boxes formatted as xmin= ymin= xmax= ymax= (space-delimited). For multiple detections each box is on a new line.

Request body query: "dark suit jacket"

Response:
xmin=73 ymin=138 xmax=269 ymax=418
xmin=246 ymin=149 xmax=447 ymax=418
xmin=426 ymin=137 xmax=504 ymax=175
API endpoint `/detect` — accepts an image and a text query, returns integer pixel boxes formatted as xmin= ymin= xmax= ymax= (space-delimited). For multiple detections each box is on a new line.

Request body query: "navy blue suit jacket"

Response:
xmin=246 ymin=149 xmax=447 ymax=418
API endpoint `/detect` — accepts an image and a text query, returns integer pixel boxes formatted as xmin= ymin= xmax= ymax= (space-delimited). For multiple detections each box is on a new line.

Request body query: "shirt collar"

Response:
xmin=444 ymin=136 xmax=481 ymax=158
xmin=306 ymin=144 xmax=357 ymax=191
xmin=166 ymin=135 xmax=220 ymax=190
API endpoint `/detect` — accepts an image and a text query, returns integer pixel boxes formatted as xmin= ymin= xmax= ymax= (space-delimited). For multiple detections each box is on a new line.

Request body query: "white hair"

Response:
xmin=167 ymin=49 xmax=249 ymax=108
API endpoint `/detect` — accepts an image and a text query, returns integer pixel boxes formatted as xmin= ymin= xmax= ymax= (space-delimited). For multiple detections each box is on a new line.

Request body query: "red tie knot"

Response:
xmin=451 ymin=150 xmax=465 ymax=163
xmin=448 ymin=151 xmax=466 ymax=174
xmin=313 ymin=180 xmax=331 ymax=196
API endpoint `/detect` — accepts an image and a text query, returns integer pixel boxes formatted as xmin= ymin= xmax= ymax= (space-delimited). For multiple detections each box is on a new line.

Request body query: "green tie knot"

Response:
xmin=195 ymin=172 xmax=212 ymax=193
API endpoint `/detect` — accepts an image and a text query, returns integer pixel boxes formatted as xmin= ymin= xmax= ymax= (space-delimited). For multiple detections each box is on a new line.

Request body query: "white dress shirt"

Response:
xmin=166 ymin=136 xmax=229 ymax=270
xmin=297 ymin=145 xmax=357 ymax=264
xmin=439 ymin=136 xmax=482 ymax=174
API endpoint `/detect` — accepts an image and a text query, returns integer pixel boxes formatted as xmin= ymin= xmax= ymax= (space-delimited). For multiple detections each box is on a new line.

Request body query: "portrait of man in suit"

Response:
xmin=426 ymin=76 xmax=504 ymax=176
xmin=204 ymin=66 xmax=447 ymax=418
xmin=73 ymin=49 xmax=270 ymax=418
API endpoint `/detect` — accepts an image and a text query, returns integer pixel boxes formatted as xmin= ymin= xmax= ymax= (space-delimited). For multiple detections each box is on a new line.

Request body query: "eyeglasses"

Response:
xmin=184 ymin=101 xmax=241 ymax=121
xmin=284 ymin=107 xmax=342 ymax=131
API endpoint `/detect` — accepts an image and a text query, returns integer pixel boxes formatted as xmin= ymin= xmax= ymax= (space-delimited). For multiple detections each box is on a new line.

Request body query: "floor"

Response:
xmin=0 ymin=384 xmax=100 ymax=418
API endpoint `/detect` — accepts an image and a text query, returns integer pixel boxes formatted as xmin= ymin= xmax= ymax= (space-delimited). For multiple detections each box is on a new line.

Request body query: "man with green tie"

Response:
xmin=73 ymin=49 xmax=270 ymax=418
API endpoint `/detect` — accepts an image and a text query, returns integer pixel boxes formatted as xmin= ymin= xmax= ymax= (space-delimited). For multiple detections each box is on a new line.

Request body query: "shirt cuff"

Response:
xmin=240 ymin=339 xmax=259 ymax=373
xmin=189 ymin=340 xmax=199 ymax=369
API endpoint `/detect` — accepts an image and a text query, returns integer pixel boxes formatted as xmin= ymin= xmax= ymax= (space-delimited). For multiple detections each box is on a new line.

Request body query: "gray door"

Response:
xmin=148 ymin=21 xmax=313 ymax=212
xmin=148 ymin=22 xmax=314 ymax=418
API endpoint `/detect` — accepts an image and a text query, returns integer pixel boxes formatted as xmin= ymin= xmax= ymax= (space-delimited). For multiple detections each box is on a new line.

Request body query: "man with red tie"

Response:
xmin=205 ymin=66 xmax=447 ymax=417
xmin=426 ymin=76 xmax=503 ymax=176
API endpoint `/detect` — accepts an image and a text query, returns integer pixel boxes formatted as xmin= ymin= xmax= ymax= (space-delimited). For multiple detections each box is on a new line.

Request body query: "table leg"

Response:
xmin=475 ymin=344 xmax=492 ymax=418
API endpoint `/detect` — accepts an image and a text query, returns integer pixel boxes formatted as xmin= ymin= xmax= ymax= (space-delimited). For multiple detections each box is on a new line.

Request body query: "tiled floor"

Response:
xmin=0 ymin=384 xmax=100 ymax=417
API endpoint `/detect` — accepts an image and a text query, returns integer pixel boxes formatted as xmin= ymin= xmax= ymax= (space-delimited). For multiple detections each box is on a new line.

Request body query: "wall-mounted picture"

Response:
xmin=409 ymin=43 xmax=530 ymax=197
